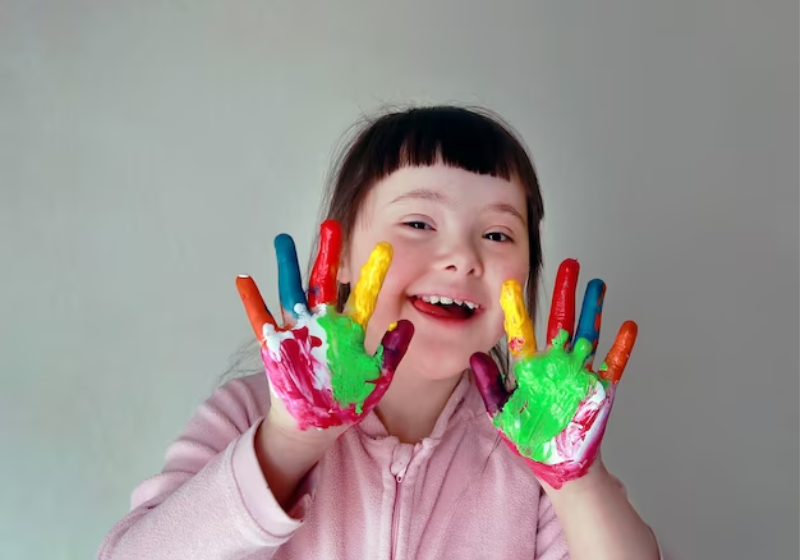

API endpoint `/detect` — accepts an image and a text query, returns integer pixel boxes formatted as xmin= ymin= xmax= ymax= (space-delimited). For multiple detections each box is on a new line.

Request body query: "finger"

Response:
xmin=546 ymin=258 xmax=579 ymax=346
xmin=360 ymin=320 xmax=414 ymax=413
xmin=470 ymin=352 xmax=510 ymax=416
xmin=308 ymin=219 xmax=342 ymax=309
xmin=378 ymin=320 xmax=414 ymax=373
xmin=344 ymin=241 xmax=393 ymax=328
xmin=574 ymin=278 xmax=607 ymax=368
xmin=599 ymin=320 xmax=638 ymax=384
xmin=500 ymin=279 xmax=537 ymax=359
xmin=275 ymin=233 xmax=307 ymax=325
xmin=235 ymin=275 xmax=277 ymax=343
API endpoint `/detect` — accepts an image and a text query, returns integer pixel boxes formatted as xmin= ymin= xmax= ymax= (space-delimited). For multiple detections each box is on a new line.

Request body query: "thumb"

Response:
xmin=359 ymin=320 xmax=414 ymax=413
xmin=470 ymin=352 xmax=510 ymax=416
xmin=379 ymin=320 xmax=414 ymax=373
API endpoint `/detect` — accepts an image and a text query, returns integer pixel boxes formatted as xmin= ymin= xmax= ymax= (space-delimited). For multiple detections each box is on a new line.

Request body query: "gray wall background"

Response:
xmin=1 ymin=1 xmax=797 ymax=559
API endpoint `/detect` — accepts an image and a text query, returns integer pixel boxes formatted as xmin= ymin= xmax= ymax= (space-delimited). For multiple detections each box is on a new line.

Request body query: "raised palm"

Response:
xmin=470 ymin=259 xmax=637 ymax=488
xmin=236 ymin=219 xmax=414 ymax=430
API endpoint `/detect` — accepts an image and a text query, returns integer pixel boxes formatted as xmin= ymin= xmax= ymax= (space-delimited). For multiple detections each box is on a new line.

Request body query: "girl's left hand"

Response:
xmin=470 ymin=259 xmax=638 ymax=490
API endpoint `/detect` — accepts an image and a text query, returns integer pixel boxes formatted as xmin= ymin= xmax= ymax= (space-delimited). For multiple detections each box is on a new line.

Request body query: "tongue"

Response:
xmin=412 ymin=298 xmax=472 ymax=319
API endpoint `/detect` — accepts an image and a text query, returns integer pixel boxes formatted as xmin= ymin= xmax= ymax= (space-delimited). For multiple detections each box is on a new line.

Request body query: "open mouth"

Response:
xmin=409 ymin=295 xmax=481 ymax=320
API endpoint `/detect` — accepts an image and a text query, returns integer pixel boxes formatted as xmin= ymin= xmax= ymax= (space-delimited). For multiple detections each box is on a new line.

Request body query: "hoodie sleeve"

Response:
xmin=95 ymin=374 xmax=313 ymax=560
xmin=533 ymin=476 xmax=666 ymax=560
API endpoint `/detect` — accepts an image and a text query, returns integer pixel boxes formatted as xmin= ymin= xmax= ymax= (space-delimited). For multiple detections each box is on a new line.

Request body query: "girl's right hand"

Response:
xmin=236 ymin=219 xmax=414 ymax=434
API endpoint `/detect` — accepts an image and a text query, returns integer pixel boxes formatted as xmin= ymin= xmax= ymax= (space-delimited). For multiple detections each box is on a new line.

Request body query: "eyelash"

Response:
xmin=403 ymin=222 xmax=513 ymax=243
xmin=484 ymin=232 xmax=512 ymax=243
xmin=404 ymin=221 xmax=431 ymax=230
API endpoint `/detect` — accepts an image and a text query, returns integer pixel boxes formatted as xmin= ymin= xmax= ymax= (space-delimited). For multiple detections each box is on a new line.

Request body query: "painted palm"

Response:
xmin=236 ymin=219 xmax=414 ymax=430
xmin=471 ymin=259 xmax=637 ymax=488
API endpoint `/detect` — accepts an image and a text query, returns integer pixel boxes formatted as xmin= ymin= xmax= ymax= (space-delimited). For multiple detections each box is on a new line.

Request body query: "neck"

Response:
xmin=375 ymin=367 xmax=464 ymax=444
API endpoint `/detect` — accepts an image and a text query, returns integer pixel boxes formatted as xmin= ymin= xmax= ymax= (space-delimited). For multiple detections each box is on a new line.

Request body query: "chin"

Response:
xmin=397 ymin=336 xmax=478 ymax=381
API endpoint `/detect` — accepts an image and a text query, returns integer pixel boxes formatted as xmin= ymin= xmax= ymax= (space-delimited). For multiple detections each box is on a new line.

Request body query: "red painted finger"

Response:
xmin=236 ymin=275 xmax=278 ymax=343
xmin=308 ymin=219 xmax=342 ymax=309
xmin=600 ymin=320 xmax=638 ymax=384
xmin=470 ymin=352 xmax=510 ymax=416
xmin=546 ymin=258 xmax=580 ymax=346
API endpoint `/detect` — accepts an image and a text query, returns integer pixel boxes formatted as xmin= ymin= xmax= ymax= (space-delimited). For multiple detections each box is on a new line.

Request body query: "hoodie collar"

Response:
xmin=357 ymin=370 xmax=487 ymax=442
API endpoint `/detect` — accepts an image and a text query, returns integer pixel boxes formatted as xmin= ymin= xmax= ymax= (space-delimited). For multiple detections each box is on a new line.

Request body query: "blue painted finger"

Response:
xmin=275 ymin=233 xmax=306 ymax=322
xmin=574 ymin=278 xmax=606 ymax=367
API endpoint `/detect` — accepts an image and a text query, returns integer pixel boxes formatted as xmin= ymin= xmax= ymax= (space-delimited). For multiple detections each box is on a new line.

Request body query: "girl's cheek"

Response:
xmin=360 ymin=277 xmax=402 ymax=356
xmin=489 ymin=309 xmax=507 ymax=345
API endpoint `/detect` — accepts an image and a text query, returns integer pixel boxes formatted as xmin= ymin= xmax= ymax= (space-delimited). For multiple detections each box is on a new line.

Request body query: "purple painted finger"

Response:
xmin=379 ymin=320 xmax=415 ymax=373
xmin=359 ymin=320 xmax=415 ymax=413
xmin=470 ymin=352 xmax=510 ymax=416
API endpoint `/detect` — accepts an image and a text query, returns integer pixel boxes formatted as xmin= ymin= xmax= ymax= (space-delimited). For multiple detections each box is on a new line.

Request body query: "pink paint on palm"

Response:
xmin=472 ymin=259 xmax=638 ymax=489
xmin=260 ymin=322 xmax=395 ymax=430
xmin=236 ymin=220 xmax=414 ymax=432
xmin=553 ymin=384 xmax=609 ymax=460
xmin=261 ymin=326 xmax=330 ymax=429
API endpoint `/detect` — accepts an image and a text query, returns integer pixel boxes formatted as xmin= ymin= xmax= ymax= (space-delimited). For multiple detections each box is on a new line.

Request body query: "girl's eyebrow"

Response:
xmin=391 ymin=187 xmax=525 ymax=225
xmin=488 ymin=202 xmax=526 ymax=226
xmin=390 ymin=188 xmax=454 ymax=208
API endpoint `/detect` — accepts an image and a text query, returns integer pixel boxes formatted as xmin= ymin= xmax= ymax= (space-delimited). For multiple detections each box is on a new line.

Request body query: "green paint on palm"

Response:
xmin=318 ymin=312 xmax=383 ymax=414
xmin=494 ymin=329 xmax=594 ymax=462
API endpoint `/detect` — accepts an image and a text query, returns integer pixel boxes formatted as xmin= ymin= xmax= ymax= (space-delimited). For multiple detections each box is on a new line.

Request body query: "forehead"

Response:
xmin=368 ymin=164 xmax=527 ymax=209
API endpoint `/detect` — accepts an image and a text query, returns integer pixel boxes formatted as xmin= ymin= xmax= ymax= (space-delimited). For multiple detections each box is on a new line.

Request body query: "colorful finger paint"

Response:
xmin=260 ymin=304 xmax=385 ymax=428
xmin=473 ymin=258 xmax=638 ymax=489
xmin=500 ymin=280 xmax=537 ymax=358
xmin=318 ymin=311 xmax=383 ymax=413
xmin=236 ymin=275 xmax=276 ymax=343
xmin=236 ymin=221 xmax=410 ymax=431
xmin=546 ymin=258 xmax=579 ymax=344
xmin=345 ymin=242 xmax=392 ymax=328
xmin=307 ymin=220 xmax=342 ymax=309
xmin=599 ymin=320 xmax=637 ymax=384
xmin=574 ymin=279 xmax=606 ymax=364
xmin=275 ymin=234 xmax=306 ymax=320
xmin=493 ymin=329 xmax=596 ymax=463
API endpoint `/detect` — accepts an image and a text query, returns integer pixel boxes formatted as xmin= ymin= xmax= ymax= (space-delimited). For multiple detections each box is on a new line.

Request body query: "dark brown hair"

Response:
xmin=312 ymin=105 xmax=544 ymax=377
xmin=223 ymin=105 xmax=544 ymax=381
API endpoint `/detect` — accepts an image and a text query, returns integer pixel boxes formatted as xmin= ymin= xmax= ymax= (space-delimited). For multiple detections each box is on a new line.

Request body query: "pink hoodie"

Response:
xmin=96 ymin=371 xmax=644 ymax=559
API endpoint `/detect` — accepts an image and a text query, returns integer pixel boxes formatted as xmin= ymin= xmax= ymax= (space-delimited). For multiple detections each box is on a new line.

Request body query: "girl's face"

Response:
xmin=339 ymin=164 xmax=530 ymax=379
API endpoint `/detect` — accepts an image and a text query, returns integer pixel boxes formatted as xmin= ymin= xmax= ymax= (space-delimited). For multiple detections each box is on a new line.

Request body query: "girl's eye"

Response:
xmin=484 ymin=232 xmax=511 ymax=242
xmin=404 ymin=221 xmax=432 ymax=230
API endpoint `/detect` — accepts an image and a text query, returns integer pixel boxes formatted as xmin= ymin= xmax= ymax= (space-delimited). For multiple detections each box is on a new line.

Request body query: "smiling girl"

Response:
xmin=98 ymin=106 xmax=660 ymax=560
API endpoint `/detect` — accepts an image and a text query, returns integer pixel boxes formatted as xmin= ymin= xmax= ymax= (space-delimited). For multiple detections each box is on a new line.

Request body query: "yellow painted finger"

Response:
xmin=345 ymin=242 xmax=393 ymax=328
xmin=500 ymin=279 xmax=537 ymax=358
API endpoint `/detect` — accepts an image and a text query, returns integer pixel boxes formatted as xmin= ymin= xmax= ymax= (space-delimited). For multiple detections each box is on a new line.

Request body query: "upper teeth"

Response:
xmin=420 ymin=295 xmax=479 ymax=309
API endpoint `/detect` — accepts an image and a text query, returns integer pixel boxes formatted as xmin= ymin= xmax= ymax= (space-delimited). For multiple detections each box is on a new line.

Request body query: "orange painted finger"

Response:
xmin=500 ymin=279 xmax=537 ymax=359
xmin=599 ymin=320 xmax=638 ymax=384
xmin=236 ymin=275 xmax=278 ymax=344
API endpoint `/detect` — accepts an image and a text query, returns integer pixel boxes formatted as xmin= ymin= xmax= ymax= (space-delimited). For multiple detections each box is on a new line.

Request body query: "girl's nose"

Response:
xmin=441 ymin=242 xmax=483 ymax=277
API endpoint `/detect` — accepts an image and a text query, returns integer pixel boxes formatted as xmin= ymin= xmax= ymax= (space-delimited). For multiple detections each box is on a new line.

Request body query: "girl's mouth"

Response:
xmin=409 ymin=295 xmax=481 ymax=321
